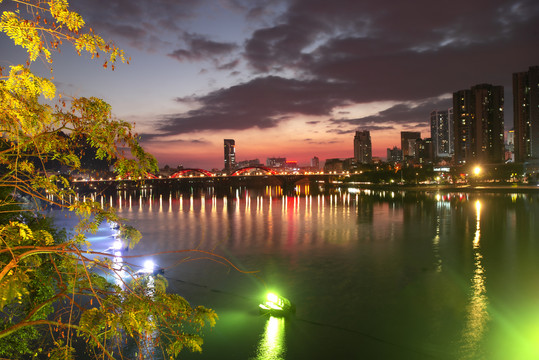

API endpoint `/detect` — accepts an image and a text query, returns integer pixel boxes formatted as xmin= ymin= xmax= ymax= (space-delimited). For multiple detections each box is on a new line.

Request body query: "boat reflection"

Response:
xmin=254 ymin=316 xmax=286 ymax=360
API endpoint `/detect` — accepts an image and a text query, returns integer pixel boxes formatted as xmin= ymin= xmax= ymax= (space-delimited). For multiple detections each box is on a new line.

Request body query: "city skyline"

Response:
xmin=2 ymin=0 xmax=538 ymax=169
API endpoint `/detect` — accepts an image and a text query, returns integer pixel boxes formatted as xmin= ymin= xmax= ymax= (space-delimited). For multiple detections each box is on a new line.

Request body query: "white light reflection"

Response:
xmin=432 ymin=215 xmax=442 ymax=272
xmin=460 ymin=200 xmax=489 ymax=359
xmin=254 ymin=316 xmax=286 ymax=360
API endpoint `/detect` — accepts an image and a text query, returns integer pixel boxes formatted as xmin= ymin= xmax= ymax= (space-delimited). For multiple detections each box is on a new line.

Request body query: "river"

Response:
xmin=51 ymin=186 xmax=539 ymax=360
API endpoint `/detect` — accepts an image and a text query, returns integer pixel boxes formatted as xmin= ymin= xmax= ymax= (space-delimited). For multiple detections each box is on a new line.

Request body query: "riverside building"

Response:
xmin=453 ymin=84 xmax=504 ymax=164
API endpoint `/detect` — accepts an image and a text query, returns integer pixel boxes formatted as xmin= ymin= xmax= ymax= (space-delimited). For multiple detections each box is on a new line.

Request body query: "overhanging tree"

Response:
xmin=0 ymin=1 xmax=226 ymax=358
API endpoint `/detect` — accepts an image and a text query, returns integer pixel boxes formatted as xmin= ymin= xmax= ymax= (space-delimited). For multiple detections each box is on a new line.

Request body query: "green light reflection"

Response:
xmin=254 ymin=316 xmax=286 ymax=360
xmin=459 ymin=200 xmax=489 ymax=359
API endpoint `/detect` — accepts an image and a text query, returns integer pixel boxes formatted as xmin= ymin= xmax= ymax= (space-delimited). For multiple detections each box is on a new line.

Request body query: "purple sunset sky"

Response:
xmin=2 ymin=0 xmax=538 ymax=169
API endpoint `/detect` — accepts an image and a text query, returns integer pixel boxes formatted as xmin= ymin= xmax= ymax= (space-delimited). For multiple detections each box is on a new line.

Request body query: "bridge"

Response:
xmin=170 ymin=168 xmax=214 ymax=177
xmin=231 ymin=166 xmax=277 ymax=176
xmin=72 ymin=168 xmax=341 ymax=193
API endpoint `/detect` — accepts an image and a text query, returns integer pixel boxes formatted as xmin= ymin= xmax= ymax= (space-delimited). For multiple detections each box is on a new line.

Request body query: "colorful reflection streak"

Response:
xmin=254 ymin=316 xmax=286 ymax=360
xmin=460 ymin=200 xmax=489 ymax=359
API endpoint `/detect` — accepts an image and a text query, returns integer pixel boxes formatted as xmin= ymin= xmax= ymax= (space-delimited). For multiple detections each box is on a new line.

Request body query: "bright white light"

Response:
xmin=143 ymin=260 xmax=155 ymax=273
xmin=112 ymin=239 xmax=123 ymax=250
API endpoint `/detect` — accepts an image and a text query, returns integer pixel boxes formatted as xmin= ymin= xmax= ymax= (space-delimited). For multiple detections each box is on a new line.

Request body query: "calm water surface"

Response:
xmin=54 ymin=187 xmax=539 ymax=359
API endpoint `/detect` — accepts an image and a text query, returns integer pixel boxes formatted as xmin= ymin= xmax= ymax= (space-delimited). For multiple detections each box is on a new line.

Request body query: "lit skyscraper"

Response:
xmin=513 ymin=66 xmax=539 ymax=163
xmin=353 ymin=130 xmax=372 ymax=164
xmin=223 ymin=139 xmax=236 ymax=171
xmin=453 ymin=84 xmax=504 ymax=164
xmin=430 ymin=109 xmax=453 ymax=158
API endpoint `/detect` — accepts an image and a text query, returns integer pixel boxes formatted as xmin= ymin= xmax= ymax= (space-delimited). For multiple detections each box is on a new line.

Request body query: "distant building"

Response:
xmin=343 ymin=158 xmax=358 ymax=172
xmin=285 ymin=160 xmax=298 ymax=170
xmin=387 ymin=146 xmax=402 ymax=163
xmin=401 ymin=132 xmax=421 ymax=159
xmin=266 ymin=157 xmax=287 ymax=168
xmin=453 ymin=84 xmax=504 ymax=164
xmin=353 ymin=130 xmax=372 ymax=164
xmin=223 ymin=139 xmax=236 ymax=171
xmin=236 ymin=159 xmax=261 ymax=168
xmin=430 ymin=109 xmax=453 ymax=158
xmin=513 ymin=66 xmax=539 ymax=163
xmin=324 ymin=158 xmax=344 ymax=172
xmin=311 ymin=156 xmax=320 ymax=170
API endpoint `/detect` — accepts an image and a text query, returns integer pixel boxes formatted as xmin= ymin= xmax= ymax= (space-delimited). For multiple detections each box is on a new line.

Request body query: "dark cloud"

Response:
xmin=72 ymin=0 xmax=202 ymax=50
xmin=152 ymin=76 xmax=354 ymax=137
xmin=155 ymin=0 xmax=537 ymax=137
xmin=328 ymin=125 xmax=395 ymax=134
xmin=139 ymin=134 xmax=209 ymax=144
xmin=168 ymin=33 xmax=239 ymax=63
xmin=245 ymin=0 xmax=538 ymax=97
xmin=217 ymin=59 xmax=240 ymax=71
xmin=305 ymin=139 xmax=341 ymax=145
xmin=331 ymin=97 xmax=452 ymax=127
xmin=68 ymin=0 xmax=539 ymax=138
xmin=244 ymin=19 xmax=326 ymax=72
xmin=154 ymin=80 xmax=452 ymax=139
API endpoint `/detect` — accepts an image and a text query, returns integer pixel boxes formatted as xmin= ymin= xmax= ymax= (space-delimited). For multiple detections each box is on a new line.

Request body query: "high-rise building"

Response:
xmin=513 ymin=66 xmax=539 ymax=163
xmin=416 ymin=138 xmax=434 ymax=164
xmin=223 ymin=139 xmax=236 ymax=171
xmin=353 ymin=130 xmax=372 ymax=164
xmin=386 ymin=146 xmax=402 ymax=163
xmin=401 ymin=131 xmax=421 ymax=159
xmin=430 ymin=109 xmax=453 ymax=158
xmin=453 ymin=84 xmax=504 ymax=164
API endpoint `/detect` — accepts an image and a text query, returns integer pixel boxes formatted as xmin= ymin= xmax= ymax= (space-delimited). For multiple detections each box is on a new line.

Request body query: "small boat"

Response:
xmin=259 ymin=293 xmax=295 ymax=316
xmin=135 ymin=260 xmax=165 ymax=277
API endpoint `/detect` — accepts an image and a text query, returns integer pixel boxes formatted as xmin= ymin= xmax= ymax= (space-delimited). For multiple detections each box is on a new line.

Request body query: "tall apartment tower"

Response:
xmin=223 ymin=139 xmax=236 ymax=171
xmin=513 ymin=66 xmax=539 ymax=163
xmin=353 ymin=130 xmax=372 ymax=164
xmin=401 ymin=131 xmax=421 ymax=159
xmin=453 ymin=84 xmax=504 ymax=164
xmin=430 ymin=109 xmax=453 ymax=158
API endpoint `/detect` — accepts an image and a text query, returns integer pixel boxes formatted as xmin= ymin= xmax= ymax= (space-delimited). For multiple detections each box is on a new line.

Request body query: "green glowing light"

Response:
xmin=267 ymin=293 xmax=279 ymax=304
xmin=259 ymin=292 xmax=295 ymax=316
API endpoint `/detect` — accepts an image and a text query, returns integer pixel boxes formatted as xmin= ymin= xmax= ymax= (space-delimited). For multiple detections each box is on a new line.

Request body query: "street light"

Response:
xmin=473 ymin=166 xmax=481 ymax=176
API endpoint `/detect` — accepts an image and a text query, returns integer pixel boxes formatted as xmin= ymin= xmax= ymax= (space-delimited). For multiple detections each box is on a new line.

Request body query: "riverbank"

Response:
xmin=341 ymin=182 xmax=539 ymax=194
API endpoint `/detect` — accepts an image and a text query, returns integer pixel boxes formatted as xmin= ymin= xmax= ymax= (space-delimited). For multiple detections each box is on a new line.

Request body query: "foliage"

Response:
xmin=0 ymin=1 xmax=221 ymax=358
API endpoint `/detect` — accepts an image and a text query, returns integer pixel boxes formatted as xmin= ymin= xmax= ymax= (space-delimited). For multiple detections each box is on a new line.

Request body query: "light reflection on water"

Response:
xmin=460 ymin=200 xmax=489 ymax=359
xmin=51 ymin=186 xmax=539 ymax=359
xmin=253 ymin=316 xmax=286 ymax=360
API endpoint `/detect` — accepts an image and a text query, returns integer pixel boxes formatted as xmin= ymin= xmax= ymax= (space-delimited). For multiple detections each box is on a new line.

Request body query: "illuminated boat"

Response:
xmin=135 ymin=260 xmax=165 ymax=277
xmin=259 ymin=293 xmax=295 ymax=316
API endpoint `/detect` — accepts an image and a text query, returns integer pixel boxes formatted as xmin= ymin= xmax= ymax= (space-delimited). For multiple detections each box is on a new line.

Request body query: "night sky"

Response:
xmin=2 ymin=0 xmax=539 ymax=169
